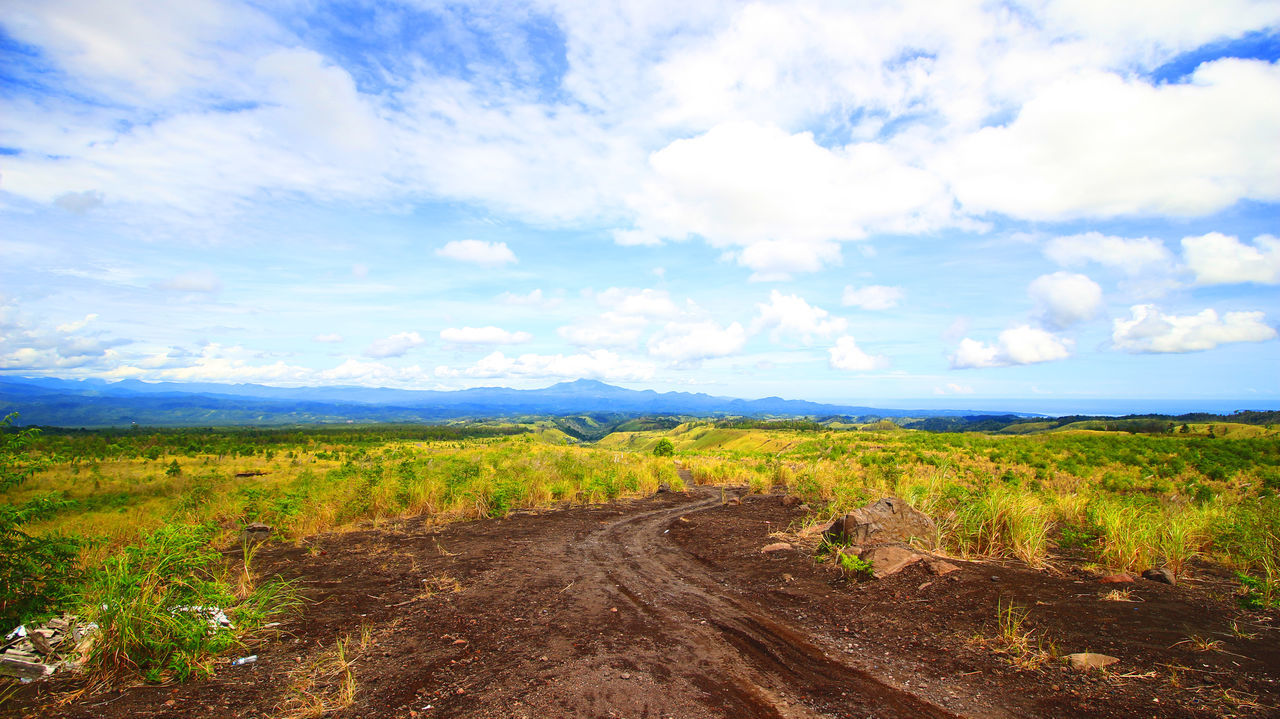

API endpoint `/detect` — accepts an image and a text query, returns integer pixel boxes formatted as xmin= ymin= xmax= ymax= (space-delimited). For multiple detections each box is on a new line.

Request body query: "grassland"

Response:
xmin=2 ymin=417 xmax=1278 ymax=686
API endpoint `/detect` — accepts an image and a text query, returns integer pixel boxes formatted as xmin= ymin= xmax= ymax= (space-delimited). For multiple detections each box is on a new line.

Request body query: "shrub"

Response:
xmin=0 ymin=414 xmax=82 ymax=628
xmin=83 ymin=523 xmax=299 ymax=683
xmin=652 ymin=438 xmax=675 ymax=457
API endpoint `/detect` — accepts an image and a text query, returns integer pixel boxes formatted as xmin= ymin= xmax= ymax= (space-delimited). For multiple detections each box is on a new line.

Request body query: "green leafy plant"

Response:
xmin=83 ymin=523 xmax=299 ymax=683
xmin=837 ymin=551 xmax=874 ymax=578
xmin=0 ymin=413 xmax=82 ymax=628
xmin=652 ymin=438 xmax=675 ymax=457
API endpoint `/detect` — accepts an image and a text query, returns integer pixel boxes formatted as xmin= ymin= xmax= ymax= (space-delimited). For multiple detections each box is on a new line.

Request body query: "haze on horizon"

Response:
xmin=1 ymin=1 xmax=1279 ymax=407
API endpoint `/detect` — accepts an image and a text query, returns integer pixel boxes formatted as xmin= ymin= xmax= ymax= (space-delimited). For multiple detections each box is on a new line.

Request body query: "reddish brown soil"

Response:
xmin=8 ymin=482 xmax=1279 ymax=718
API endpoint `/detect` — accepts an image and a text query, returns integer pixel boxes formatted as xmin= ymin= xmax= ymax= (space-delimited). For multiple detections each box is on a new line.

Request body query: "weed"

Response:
xmin=82 ymin=523 xmax=299 ymax=684
xmin=275 ymin=635 xmax=360 ymax=718
xmin=837 ymin=551 xmax=874 ymax=578
xmin=984 ymin=597 xmax=1053 ymax=669
xmin=1174 ymin=634 xmax=1224 ymax=653
xmin=1100 ymin=589 xmax=1133 ymax=602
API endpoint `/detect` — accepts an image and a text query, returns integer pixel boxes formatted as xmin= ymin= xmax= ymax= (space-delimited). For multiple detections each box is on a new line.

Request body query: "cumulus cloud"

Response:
xmin=842 ymin=285 xmax=903 ymax=310
xmin=625 ymin=122 xmax=950 ymax=277
xmin=942 ymin=60 xmax=1280 ymax=220
xmin=1181 ymin=233 xmax=1280 ymax=285
xmin=435 ymin=349 xmax=654 ymax=381
xmin=1044 ymin=232 xmax=1175 ymax=275
xmin=557 ymin=313 xmax=648 ymax=348
xmin=647 ymin=320 xmax=747 ymax=363
xmin=363 ymin=331 xmax=425 ymax=358
xmin=154 ymin=270 xmax=222 ymax=293
xmin=594 ymin=287 xmax=680 ymax=318
xmin=439 ymin=326 xmax=532 ymax=345
xmin=950 ymin=326 xmax=1073 ymax=369
xmin=828 ymin=336 xmax=888 ymax=371
xmin=1112 ymin=305 xmax=1276 ymax=353
xmin=497 ymin=289 xmax=560 ymax=308
xmin=435 ymin=240 xmax=517 ymax=266
xmin=752 ymin=290 xmax=847 ymax=343
xmin=56 ymin=313 xmax=98 ymax=333
xmin=1027 ymin=272 xmax=1103 ymax=329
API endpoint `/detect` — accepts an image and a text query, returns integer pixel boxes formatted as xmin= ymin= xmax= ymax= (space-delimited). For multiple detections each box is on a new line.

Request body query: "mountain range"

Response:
xmin=0 ymin=376 xmax=1034 ymax=427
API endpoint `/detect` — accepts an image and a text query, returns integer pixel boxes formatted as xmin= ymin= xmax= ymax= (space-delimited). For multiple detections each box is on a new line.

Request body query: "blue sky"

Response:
xmin=1 ymin=0 xmax=1279 ymax=408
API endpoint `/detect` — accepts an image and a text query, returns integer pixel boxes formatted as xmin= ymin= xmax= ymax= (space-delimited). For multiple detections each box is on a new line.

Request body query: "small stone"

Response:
xmin=1065 ymin=653 xmax=1119 ymax=672
xmin=1098 ymin=573 xmax=1134 ymax=584
xmin=781 ymin=573 xmax=794 ymax=583
xmin=1141 ymin=568 xmax=1176 ymax=585
xmin=761 ymin=542 xmax=792 ymax=553
xmin=859 ymin=544 xmax=925 ymax=578
xmin=989 ymin=575 xmax=1000 ymax=582
xmin=452 ymin=639 xmax=468 ymax=645
xmin=917 ymin=581 xmax=933 ymax=591
xmin=780 ymin=495 xmax=802 ymax=508
xmin=926 ymin=559 xmax=960 ymax=576
xmin=620 ymin=672 xmax=631 ymax=680
xmin=798 ymin=504 xmax=812 ymax=512
xmin=726 ymin=497 xmax=741 ymax=506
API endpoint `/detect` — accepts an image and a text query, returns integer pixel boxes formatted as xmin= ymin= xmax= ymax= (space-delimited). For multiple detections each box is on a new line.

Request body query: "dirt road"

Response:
xmin=17 ymin=481 xmax=1280 ymax=718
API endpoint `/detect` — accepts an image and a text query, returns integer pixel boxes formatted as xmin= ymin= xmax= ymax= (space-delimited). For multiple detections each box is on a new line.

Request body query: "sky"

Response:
xmin=1 ymin=0 xmax=1279 ymax=410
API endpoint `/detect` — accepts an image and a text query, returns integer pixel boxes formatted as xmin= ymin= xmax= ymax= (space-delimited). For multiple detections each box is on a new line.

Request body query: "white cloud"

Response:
xmin=624 ymin=122 xmax=950 ymax=276
xmin=1044 ymin=232 xmax=1175 ymax=275
xmin=497 ymin=289 xmax=561 ymax=308
xmin=154 ymin=270 xmax=222 ymax=293
xmin=933 ymin=382 xmax=974 ymax=395
xmin=1112 ymin=305 xmax=1276 ymax=353
xmin=435 ymin=240 xmax=517 ymax=266
xmin=942 ymin=60 xmax=1280 ymax=220
xmin=950 ymin=326 xmax=1073 ymax=369
xmin=56 ymin=313 xmax=98 ymax=333
xmin=313 ymin=333 xmax=343 ymax=343
xmin=647 ymin=320 xmax=747 ymax=363
xmin=439 ymin=326 xmax=532 ymax=345
xmin=594 ymin=287 xmax=680 ymax=318
xmin=1027 ymin=272 xmax=1103 ymax=329
xmin=842 ymin=285 xmax=904 ymax=311
xmin=435 ymin=349 xmax=654 ymax=381
xmin=557 ymin=313 xmax=648 ymax=348
xmin=752 ymin=290 xmax=847 ymax=343
xmin=828 ymin=336 xmax=888 ymax=371
xmin=363 ymin=331 xmax=425 ymax=359
xmin=1182 ymin=233 xmax=1280 ymax=285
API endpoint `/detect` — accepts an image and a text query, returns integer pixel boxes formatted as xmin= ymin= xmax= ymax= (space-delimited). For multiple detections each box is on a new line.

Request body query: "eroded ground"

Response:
xmin=9 ymin=482 xmax=1279 ymax=718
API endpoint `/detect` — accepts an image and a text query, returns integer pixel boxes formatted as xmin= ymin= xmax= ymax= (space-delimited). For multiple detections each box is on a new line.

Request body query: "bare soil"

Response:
xmin=9 ymin=481 xmax=1279 ymax=718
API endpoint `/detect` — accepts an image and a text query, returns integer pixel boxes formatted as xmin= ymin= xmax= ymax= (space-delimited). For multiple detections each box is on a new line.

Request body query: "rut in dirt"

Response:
xmin=559 ymin=479 xmax=959 ymax=719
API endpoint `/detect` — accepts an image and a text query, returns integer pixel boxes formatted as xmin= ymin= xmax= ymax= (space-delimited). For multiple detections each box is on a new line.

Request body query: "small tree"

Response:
xmin=165 ymin=459 xmax=182 ymax=477
xmin=0 ymin=414 xmax=81 ymax=628
xmin=653 ymin=438 xmax=675 ymax=457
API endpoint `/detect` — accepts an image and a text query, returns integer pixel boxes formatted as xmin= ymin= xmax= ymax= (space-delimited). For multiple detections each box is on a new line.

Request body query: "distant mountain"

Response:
xmin=0 ymin=376 xmax=1038 ymax=427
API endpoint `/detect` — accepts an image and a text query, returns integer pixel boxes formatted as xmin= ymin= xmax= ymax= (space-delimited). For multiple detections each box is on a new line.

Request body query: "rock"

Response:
xmin=860 ymin=544 xmax=925 ymax=578
xmin=656 ymin=483 xmax=671 ymax=493
xmin=780 ymin=495 xmax=802 ymax=508
xmin=240 ymin=522 xmax=272 ymax=545
xmin=726 ymin=497 xmax=741 ymax=506
xmin=926 ymin=559 xmax=960 ymax=576
xmin=822 ymin=497 xmax=935 ymax=547
xmin=798 ymin=504 xmax=812 ymax=512
xmin=761 ymin=542 xmax=792 ymax=553
xmin=1098 ymin=573 xmax=1134 ymax=584
xmin=1064 ymin=653 xmax=1119 ymax=672
xmin=1141 ymin=568 xmax=1176 ymax=585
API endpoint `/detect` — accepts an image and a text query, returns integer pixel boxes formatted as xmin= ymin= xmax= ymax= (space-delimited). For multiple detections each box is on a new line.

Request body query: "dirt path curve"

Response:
xmin=565 ymin=480 xmax=959 ymax=719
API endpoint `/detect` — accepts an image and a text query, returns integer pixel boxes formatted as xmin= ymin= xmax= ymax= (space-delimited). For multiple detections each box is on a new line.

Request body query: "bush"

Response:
xmin=83 ymin=523 xmax=298 ymax=683
xmin=0 ymin=414 xmax=82 ymax=629
xmin=652 ymin=438 xmax=675 ymax=457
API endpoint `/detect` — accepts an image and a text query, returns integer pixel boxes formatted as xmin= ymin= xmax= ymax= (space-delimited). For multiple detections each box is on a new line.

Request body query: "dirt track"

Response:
xmin=14 ymin=479 xmax=1280 ymax=718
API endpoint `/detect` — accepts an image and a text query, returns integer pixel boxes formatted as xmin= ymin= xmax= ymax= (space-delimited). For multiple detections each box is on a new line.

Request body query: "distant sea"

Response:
xmin=875 ymin=399 xmax=1280 ymax=417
